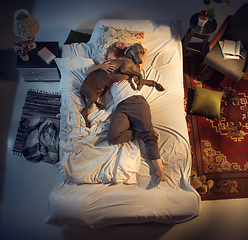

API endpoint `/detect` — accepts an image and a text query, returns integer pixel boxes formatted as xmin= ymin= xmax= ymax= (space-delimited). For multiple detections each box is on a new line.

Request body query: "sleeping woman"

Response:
xmin=85 ymin=43 xmax=167 ymax=181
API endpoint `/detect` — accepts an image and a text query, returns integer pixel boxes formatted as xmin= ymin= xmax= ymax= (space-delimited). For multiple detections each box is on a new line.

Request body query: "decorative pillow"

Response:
xmin=64 ymin=30 xmax=91 ymax=44
xmin=189 ymin=85 xmax=224 ymax=120
xmin=100 ymin=25 xmax=145 ymax=63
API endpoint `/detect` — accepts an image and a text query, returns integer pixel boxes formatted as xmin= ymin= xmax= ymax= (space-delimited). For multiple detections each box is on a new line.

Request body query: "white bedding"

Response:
xmin=46 ymin=19 xmax=201 ymax=228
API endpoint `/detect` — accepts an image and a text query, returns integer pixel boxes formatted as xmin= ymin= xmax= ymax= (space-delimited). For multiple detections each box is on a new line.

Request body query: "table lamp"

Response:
xmin=13 ymin=9 xmax=40 ymax=49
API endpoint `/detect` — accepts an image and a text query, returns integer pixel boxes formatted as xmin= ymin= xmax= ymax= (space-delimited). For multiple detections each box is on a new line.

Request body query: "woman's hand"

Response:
xmin=85 ymin=62 xmax=115 ymax=76
xmin=101 ymin=62 xmax=115 ymax=74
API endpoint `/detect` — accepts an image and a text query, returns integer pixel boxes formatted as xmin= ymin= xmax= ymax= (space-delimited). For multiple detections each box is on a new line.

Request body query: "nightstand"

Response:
xmin=17 ymin=41 xmax=60 ymax=82
xmin=182 ymin=13 xmax=217 ymax=61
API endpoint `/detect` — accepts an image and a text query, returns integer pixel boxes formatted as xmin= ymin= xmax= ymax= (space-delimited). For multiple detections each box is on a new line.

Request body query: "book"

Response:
xmin=37 ymin=47 xmax=56 ymax=64
xmin=219 ymin=40 xmax=244 ymax=59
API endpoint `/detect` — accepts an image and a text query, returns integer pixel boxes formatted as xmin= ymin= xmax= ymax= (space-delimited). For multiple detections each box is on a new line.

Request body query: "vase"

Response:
xmin=21 ymin=55 xmax=29 ymax=62
xmin=198 ymin=10 xmax=208 ymax=27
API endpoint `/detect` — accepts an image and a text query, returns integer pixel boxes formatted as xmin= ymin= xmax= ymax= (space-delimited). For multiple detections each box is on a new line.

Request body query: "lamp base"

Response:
xmin=31 ymin=41 xmax=37 ymax=50
xmin=26 ymin=36 xmax=37 ymax=50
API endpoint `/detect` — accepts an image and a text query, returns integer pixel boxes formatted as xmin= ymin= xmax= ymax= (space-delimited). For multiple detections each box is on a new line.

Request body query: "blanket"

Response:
xmin=22 ymin=116 xmax=60 ymax=164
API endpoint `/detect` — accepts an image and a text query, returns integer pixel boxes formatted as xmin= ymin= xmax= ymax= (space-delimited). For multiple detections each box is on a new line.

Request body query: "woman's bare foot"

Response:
xmin=155 ymin=170 xmax=168 ymax=181
xmin=152 ymin=159 xmax=168 ymax=181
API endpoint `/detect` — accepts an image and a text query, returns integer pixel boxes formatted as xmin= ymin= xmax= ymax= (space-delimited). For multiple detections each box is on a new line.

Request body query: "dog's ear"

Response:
xmin=124 ymin=45 xmax=132 ymax=53
xmin=124 ymin=45 xmax=134 ymax=60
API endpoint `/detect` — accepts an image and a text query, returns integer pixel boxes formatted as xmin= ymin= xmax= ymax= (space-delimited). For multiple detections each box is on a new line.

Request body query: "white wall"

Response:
xmin=1 ymin=0 xmax=247 ymax=49
xmin=33 ymin=0 xmax=244 ymax=46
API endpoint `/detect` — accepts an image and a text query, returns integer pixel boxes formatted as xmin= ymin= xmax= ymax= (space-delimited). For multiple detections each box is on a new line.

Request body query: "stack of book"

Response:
xmin=219 ymin=40 xmax=244 ymax=59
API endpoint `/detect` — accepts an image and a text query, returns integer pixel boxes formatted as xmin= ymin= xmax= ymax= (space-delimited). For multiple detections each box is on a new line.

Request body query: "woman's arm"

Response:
xmin=139 ymin=48 xmax=148 ymax=70
xmin=85 ymin=47 xmax=147 ymax=76
xmin=85 ymin=62 xmax=115 ymax=76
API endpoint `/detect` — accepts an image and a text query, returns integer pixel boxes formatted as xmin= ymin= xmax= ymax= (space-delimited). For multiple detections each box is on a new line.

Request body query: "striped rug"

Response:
xmin=12 ymin=90 xmax=61 ymax=155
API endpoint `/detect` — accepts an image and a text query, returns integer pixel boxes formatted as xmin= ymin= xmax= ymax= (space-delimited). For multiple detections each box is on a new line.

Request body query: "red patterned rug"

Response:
xmin=184 ymin=54 xmax=248 ymax=200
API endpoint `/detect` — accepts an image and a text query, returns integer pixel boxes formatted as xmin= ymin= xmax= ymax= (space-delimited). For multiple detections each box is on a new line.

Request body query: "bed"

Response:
xmin=45 ymin=19 xmax=201 ymax=229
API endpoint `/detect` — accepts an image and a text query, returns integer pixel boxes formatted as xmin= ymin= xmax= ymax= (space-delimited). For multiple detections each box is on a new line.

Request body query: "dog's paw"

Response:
xmin=137 ymin=84 xmax=143 ymax=91
xmin=156 ymin=83 xmax=165 ymax=91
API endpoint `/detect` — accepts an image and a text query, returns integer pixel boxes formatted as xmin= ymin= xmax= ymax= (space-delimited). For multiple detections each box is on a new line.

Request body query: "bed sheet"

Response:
xmin=46 ymin=19 xmax=201 ymax=228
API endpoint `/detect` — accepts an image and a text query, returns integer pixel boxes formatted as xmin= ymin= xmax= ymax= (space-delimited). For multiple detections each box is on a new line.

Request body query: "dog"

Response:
xmin=76 ymin=43 xmax=165 ymax=128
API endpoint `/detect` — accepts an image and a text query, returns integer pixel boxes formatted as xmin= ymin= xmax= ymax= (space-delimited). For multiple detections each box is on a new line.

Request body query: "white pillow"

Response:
xmin=55 ymin=56 xmax=95 ymax=91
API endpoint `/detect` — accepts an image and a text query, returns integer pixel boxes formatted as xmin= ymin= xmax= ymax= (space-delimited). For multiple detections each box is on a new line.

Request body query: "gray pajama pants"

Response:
xmin=107 ymin=95 xmax=160 ymax=160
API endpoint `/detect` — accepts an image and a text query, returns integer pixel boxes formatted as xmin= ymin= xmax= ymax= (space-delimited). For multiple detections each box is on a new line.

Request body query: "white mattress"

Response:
xmin=45 ymin=19 xmax=201 ymax=228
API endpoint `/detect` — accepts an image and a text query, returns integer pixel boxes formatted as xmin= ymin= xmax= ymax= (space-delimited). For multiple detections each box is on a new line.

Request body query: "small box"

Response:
xmin=37 ymin=47 xmax=56 ymax=64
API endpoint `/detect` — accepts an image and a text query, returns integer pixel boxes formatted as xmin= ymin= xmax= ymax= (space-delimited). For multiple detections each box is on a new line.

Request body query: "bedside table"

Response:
xmin=182 ymin=13 xmax=217 ymax=61
xmin=17 ymin=41 xmax=60 ymax=82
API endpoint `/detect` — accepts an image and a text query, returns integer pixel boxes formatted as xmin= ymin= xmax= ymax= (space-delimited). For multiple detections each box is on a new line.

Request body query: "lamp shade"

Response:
xmin=13 ymin=9 xmax=39 ymax=38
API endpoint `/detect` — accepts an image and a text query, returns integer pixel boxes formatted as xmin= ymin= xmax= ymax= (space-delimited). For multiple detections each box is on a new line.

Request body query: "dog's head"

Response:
xmin=124 ymin=43 xmax=145 ymax=65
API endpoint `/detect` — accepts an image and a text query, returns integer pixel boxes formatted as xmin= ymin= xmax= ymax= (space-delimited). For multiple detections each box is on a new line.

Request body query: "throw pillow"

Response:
xmin=64 ymin=30 xmax=91 ymax=44
xmin=190 ymin=85 xmax=224 ymax=120
xmin=100 ymin=25 xmax=145 ymax=63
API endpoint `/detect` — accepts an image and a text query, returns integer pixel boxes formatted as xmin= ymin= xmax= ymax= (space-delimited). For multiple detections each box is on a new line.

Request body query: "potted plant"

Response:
xmin=198 ymin=0 xmax=230 ymax=26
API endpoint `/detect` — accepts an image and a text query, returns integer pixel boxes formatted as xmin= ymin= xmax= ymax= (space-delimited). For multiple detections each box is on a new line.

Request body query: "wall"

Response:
xmin=1 ymin=0 xmax=246 ymax=49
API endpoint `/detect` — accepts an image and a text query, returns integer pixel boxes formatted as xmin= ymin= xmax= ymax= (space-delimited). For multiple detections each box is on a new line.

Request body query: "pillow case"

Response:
xmin=64 ymin=30 xmax=91 ymax=44
xmin=190 ymin=85 xmax=224 ymax=120
xmin=55 ymin=57 xmax=94 ymax=91
xmin=100 ymin=25 xmax=145 ymax=63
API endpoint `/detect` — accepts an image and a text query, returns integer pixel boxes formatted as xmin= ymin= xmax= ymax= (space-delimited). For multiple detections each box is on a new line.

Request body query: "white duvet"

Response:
xmin=46 ymin=19 xmax=201 ymax=228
